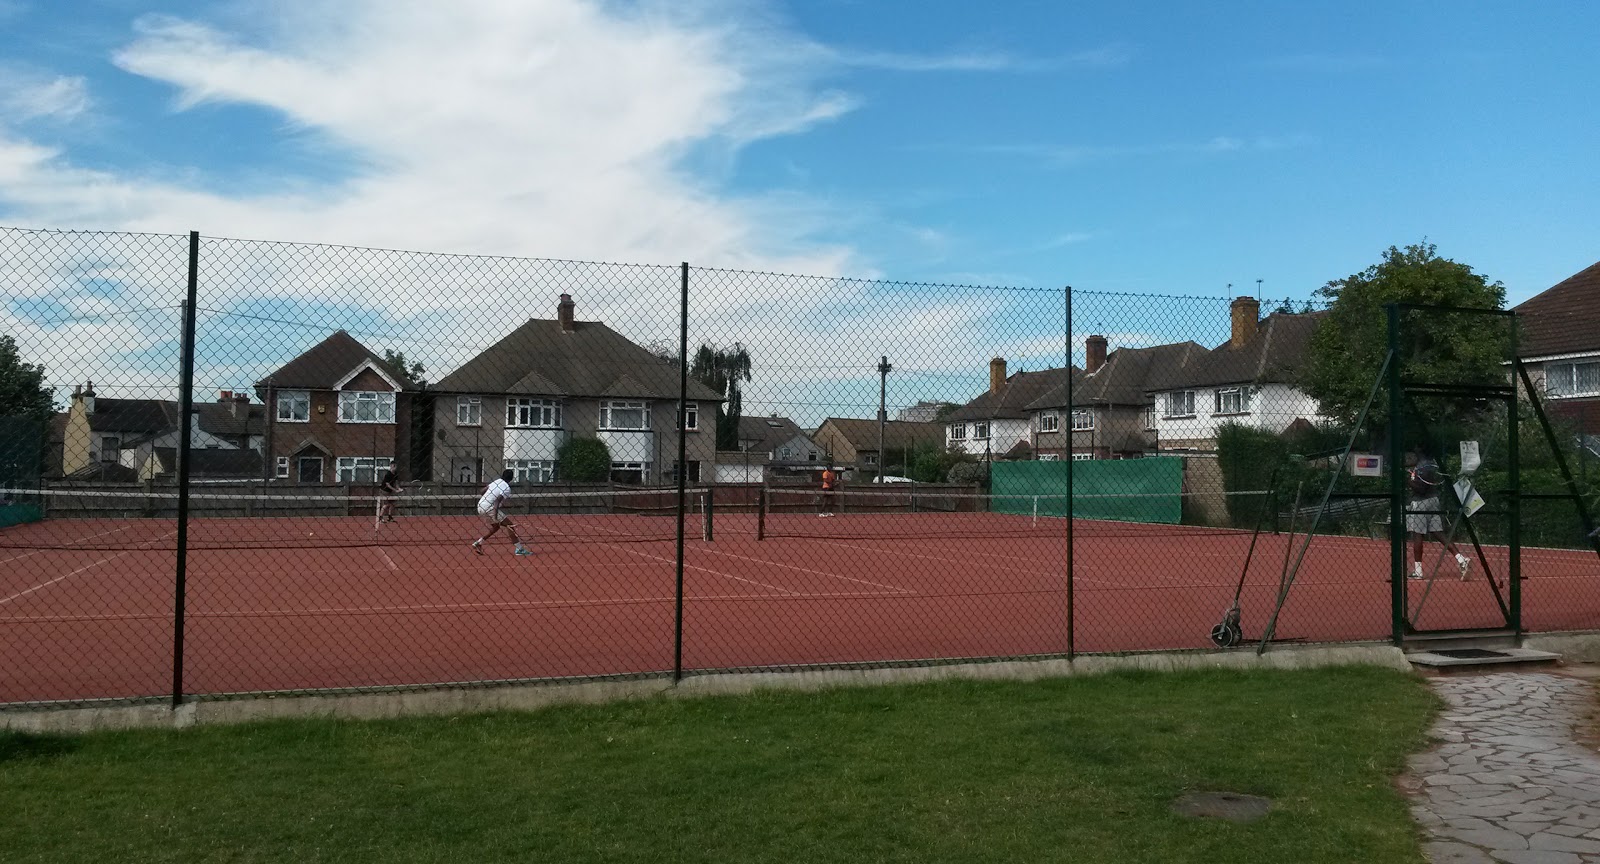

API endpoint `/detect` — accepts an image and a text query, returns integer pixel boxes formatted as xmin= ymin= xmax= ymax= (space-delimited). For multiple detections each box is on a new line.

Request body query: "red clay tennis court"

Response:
xmin=3 ymin=500 xmax=1599 ymax=706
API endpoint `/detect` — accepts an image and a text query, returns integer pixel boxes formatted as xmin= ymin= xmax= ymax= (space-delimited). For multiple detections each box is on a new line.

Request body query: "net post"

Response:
xmin=172 ymin=229 xmax=199 ymax=710
xmin=757 ymin=485 xmax=767 ymax=540
xmin=703 ymin=486 xmax=714 ymax=542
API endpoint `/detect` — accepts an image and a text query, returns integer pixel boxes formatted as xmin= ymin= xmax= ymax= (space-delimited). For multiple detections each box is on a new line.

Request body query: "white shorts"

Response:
xmin=1406 ymin=497 xmax=1445 ymax=535
xmin=479 ymin=509 xmax=508 ymax=528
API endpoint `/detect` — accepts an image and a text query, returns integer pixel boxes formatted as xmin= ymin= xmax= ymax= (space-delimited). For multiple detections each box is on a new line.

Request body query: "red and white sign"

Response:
xmin=1350 ymin=454 xmax=1383 ymax=477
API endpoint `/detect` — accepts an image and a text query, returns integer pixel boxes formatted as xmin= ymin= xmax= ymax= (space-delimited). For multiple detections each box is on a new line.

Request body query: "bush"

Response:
xmin=1216 ymin=423 xmax=1289 ymax=528
xmin=558 ymin=437 xmax=611 ymax=483
xmin=947 ymin=461 xmax=989 ymax=488
xmin=905 ymin=444 xmax=973 ymax=484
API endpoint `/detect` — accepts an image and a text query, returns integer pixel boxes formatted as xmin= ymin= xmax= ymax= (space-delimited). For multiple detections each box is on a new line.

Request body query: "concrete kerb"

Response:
xmin=1526 ymin=631 xmax=1600 ymax=663
xmin=2 ymin=642 xmax=1410 ymax=735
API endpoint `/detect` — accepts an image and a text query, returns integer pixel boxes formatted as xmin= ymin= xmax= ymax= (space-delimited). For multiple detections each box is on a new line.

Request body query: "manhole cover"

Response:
xmin=1172 ymin=791 xmax=1271 ymax=823
xmin=1434 ymin=648 xmax=1509 ymax=659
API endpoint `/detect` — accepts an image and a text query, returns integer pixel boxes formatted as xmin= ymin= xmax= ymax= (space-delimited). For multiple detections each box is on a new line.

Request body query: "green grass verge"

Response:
xmin=2 ymin=666 xmax=1437 ymax=863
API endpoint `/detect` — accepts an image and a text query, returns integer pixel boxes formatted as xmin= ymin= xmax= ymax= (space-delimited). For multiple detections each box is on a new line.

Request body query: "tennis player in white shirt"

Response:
xmin=472 ymin=469 xmax=531 ymax=556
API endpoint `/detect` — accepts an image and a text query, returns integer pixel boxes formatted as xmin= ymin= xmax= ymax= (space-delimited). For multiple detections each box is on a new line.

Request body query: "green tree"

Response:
xmin=1301 ymin=241 xmax=1506 ymax=438
xmin=557 ymin=437 xmax=611 ymax=483
xmin=382 ymin=349 xmax=426 ymax=386
xmin=690 ymin=343 xmax=753 ymax=450
xmin=0 ymin=334 xmax=53 ymax=484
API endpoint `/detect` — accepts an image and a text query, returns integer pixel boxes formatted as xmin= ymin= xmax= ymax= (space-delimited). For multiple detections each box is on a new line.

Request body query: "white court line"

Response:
xmin=694 ymin=545 xmax=912 ymax=594
xmin=376 ymin=547 xmax=399 ymax=572
xmin=0 ymin=531 xmax=176 ymax=606
xmin=530 ymin=523 xmax=802 ymax=596
xmin=0 ymin=523 xmax=148 ymax=566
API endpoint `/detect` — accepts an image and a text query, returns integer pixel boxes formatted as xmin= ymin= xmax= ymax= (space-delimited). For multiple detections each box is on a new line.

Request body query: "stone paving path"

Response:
xmin=1410 ymin=671 xmax=1600 ymax=864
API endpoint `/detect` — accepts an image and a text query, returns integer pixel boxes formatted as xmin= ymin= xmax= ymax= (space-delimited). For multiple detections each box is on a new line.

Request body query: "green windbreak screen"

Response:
xmin=991 ymin=457 xmax=1182 ymax=524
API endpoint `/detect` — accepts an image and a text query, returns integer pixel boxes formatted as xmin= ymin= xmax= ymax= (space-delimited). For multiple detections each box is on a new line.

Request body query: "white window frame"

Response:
xmin=456 ymin=396 xmax=482 ymax=426
xmin=335 ymin=456 xmax=393 ymax=484
xmin=682 ymin=403 xmax=699 ymax=431
xmin=1143 ymin=406 xmax=1157 ymax=431
xmin=1163 ymin=390 xmax=1196 ymax=419
xmin=1039 ymin=454 xmax=1060 ymax=462
xmin=297 ymin=456 xmax=324 ymax=483
xmin=275 ymin=456 xmax=289 ymax=479
xmin=1038 ymin=413 xmax=1060 ymax=433
xmin=507 ymin=398 xmax=562 ymax=429
xmin=1071 ymin=409 xmax=1094 ymax=431
xmin=1072 ymin=452 xmax=1096 ymax=461
xmin=1547 ymin=360 xmax=1600 ymax=398
xmin=277 ymin=390 xmax=310 ymax=423
xmin=1214 ymin=387 xmax=1251 ymax=415
xmin=864 ymin=453 xmax=878 ymax=465
xmin=600 ymin=400 xmax=650 ymax=431
xmin=972 ymin=421 xmax=990 ymax=441
xmin=338 ymin=391 xmax=396 ymax=424
xmin=610 ymin=461 xmax=650 ymax=484
xmin=667 ymin=460 xmax=702 ymax=483
xmin=507 ymin=459 xmax=556 ymax=484
xmin=949 ymin=424 xmax=968 ymax=441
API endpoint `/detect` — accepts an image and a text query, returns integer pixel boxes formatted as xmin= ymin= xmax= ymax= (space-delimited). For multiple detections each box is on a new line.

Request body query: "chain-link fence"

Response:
xmin=2 ymin=225 xmax=1597 ymax=709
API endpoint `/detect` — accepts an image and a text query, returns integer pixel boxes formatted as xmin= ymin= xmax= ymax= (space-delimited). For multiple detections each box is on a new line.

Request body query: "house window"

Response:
xmin=1039 ymin=413 xmax=1060 ymax=433
xmin=1214 ymin=387 xmax=1251 ymax=415
xmin=682 ymin=403 xmax=699 ymax=431
xmin=600 ymin=401 xmax=649 ymax=430
xmin=457 ymin=396 xmax=482 ymax=426
xmin=338 ymin=391 xmax=395 ymax=423
xmin=1143 ymin=406 xmax=1156 ymax=430
xmin=1547 ymin=361 xmax=1600 ymax=398
xmin=275 ymin=456 xmax=289 ymax=479
xmin=277 ymin=391 xmax=310 ymax=422
xmin=297 ymin=456 xmax=324 ymax=483
xmin=508 ymin=459 xmax=556 ymax=484
xmin=950 ymin=424 xmax=967 ymax=441
xmin=336 ymin=456 xmax=393 ymax=484
xmin=809 ymin=451 xmax=819 ymax=461
xmin=667 ymin=460 xmax=702 ymax=483
xmin=1072 ymin=452 xmax=1096 ymax=461
xmin=1163 ymin=391 xmax=1196 ymax=418
xmin=864 ymin=453 xmax=878 ymax=465
xmin=100 ymin=436 xmax=120 ymax=462
xmin=1071 ymin=409 xmax=1094 ymax=431
xmin=610 ymin=461 xmax=649 ymax=485
xmin=972 ymin=421 xmax=990 ymax=440
xmin=1040 ymin=454 xmax=1060 ymax=462
xmin=507 ymin=398 xmax=561 ymax=428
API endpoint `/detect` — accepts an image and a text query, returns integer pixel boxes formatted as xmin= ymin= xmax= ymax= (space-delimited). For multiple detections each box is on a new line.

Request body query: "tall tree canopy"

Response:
xmin=1301 ymin=242 xmax=1506 ymax=437
xmin=0 ymin=335 xmax=52 ymax=422
xmin=382 ymin=349 xmax=426 ymax=386
xmin=690 ymin=343 xmax=753 ymax=451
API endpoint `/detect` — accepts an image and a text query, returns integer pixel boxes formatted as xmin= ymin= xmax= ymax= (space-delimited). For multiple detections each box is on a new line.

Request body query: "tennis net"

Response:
xmin=0 ymin=486 xmax=715 ymax=550
xmin=757 ymin=486 xmax=1269 ymax=541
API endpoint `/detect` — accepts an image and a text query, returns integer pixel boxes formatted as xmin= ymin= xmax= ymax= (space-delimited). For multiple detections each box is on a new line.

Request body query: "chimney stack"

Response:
xmin=82 ymin=380 xmax=95 ymax=415
xmin=1230 ymin=296 xmax=1260 ymax=349
xmin=1085 ymin=334 xmax=1108 ymax=374
xmin=558 ymin=293 xmax=576 ymax=333
xmin=989 ymin=357 xmax=1007 ymax=392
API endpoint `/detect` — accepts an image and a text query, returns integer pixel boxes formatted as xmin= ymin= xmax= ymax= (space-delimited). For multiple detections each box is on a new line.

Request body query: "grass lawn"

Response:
xmin=2 ymin=666 xmax=1437 ymax=863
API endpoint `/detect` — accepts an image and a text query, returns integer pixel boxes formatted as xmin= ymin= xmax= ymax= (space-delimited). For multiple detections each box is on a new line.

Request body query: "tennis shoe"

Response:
xmin=515 ymin=545 xmax=532 ymax=556
xmin=1457 ymin=555 xmax=1472 ymax=580
xmin=471 ymin=540 xmax=484 ymax=555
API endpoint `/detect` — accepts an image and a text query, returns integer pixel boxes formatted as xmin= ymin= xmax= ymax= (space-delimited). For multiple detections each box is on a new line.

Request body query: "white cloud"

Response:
xmin=0 ymin=69 xmax=92 ymax=121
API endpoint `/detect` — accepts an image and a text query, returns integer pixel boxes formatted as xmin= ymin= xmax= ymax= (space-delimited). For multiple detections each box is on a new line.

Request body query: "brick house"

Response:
xmin=428 ymin=294 xmax=722 ymax=486
xmin=1026 ymin=337 xmax=1206 ymax=460
xmin=255 ymin=331 xmax=416 ymax=484
xmin=811 ymin=417 xmax=945 ymax=477
xmin=1515 ymin=260 xmax=1600 ymax=440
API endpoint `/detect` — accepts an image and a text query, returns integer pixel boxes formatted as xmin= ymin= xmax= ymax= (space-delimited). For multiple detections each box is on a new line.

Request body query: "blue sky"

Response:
xmin=2 ymin=0 xmax=1598 ymax=416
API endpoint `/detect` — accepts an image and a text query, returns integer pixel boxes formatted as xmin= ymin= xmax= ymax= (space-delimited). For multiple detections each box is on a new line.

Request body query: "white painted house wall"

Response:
xmin=1149 ymin=382 xmax=1324 ymax=447
xmin=945 ymin=418 xmax=1030 ymax=456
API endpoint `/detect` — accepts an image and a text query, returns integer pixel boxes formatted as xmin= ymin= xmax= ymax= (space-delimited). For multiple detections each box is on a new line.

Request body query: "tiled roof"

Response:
xmin=735 ymin=415 xmax=812 ymax=455
xmin=86 ymin=398 xmax=177 ymax=433
xmin=947 ymin=367 xmax=1073 ymax=421
xmin=817 ymin=418 xmax=946 ymax=450
xmin=256 ymin=331 xmax=413 ymax=392
xmin=1025 ymin=342 xmax=1207 ymax=411
xmin=1146 ymin=311 xmax=1325 ymax=391
xmin=1514 ymin=260 xmax=1600 ymax=358
xmin=432 ymin=318 xmax=721 ymax=401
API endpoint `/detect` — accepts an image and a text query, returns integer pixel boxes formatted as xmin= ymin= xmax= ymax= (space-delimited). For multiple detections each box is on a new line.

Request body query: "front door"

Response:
xmin=297 ymin=456 xmax=324 ymax=484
